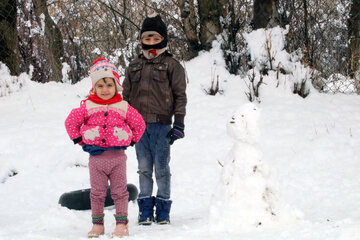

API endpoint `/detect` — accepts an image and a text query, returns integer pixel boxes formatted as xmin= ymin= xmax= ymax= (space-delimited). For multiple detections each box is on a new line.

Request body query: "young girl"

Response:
xmin=65 ymin=58 xmax=145 ymax=238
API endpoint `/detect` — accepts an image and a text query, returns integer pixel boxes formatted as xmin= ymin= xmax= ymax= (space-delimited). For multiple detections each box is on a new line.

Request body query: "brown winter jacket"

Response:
xmin=122 ymin=52 xmax=187 ymax=125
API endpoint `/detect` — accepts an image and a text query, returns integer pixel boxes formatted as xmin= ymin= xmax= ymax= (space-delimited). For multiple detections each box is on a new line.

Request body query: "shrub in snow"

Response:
xmin=0 ymin=63 xmax=27 ymax=97
xmin=245 ymin=68 xmax=263 ymax=103
xmin=244 ymin=27 xmax=288 ymax=74
xmin=209 ymin=103 xmax=300 ymax=233
xmin=244 ymin=27 xmax=314 ymax=99
xmin=290 ymin=62 xmax=311 ymax=98
xmin=204 ymin=67 xmax=223 ymax=96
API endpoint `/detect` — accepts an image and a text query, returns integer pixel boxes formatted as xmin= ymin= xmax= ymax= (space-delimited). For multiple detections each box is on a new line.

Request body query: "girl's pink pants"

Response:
xmin=89 ymin=150 xmax=128 ymax=215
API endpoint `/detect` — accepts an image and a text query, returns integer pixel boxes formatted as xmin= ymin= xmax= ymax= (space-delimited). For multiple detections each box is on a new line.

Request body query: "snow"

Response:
xmin=1 ymin=27 xmax=360 ymax=239
xmin=323 ymin=74 xmax=356 ymax=94
xmin=30 ymin=13 xmax=45 ymax=37
xmin=62 ymin=63 xmax=71 ymax=84
xmin=0 ymin=63 xmax=27 ymax=97
xmin=244 ymin=27 xmax=290 ymax=70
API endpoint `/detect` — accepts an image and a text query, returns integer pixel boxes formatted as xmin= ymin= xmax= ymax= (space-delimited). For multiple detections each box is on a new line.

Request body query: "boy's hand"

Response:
xmin=166 ymin=122 xmax=184 ymax=145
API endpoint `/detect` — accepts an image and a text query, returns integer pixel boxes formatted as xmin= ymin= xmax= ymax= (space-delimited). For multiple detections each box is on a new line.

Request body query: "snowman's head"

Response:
xmin=227 ymin=103 xmax=260 ymax=143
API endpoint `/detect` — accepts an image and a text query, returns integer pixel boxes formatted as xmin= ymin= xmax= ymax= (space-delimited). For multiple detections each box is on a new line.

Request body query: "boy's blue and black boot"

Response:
xmin=155 ymin=197 xmax=172 ymax=224
xmin=137 ymin=196 xmax=155 ymax=225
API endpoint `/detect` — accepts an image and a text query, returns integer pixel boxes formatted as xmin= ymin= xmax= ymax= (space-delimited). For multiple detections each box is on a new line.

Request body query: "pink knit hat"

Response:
xmin=89 ymin=58 xmax=123 ymax=91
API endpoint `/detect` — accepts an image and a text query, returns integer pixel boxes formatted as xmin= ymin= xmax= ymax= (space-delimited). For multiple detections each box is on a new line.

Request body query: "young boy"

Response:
xmin=122 ymin=13 xmax=187 ymax=225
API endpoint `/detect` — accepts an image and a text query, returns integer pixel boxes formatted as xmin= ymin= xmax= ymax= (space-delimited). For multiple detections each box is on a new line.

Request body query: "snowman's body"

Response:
xmin=209 ymin=103 xmax=300 ymax=232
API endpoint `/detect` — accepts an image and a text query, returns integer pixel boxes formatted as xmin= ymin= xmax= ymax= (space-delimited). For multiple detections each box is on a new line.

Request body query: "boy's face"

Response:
xmin=141 ymin=34 xmax=163 ymax=46
xmin=95 ymin=78 xmax=116 ymax=100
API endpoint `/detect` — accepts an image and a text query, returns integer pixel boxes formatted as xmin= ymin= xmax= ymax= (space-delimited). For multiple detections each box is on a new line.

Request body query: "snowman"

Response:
xmin=209 ymin=103 xmax=300 ymax=233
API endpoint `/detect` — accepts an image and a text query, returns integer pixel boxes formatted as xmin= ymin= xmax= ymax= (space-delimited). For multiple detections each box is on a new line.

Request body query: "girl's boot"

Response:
xmin=88 ymin=214 xmax=105 ymax=238
xmin=112 ymin=214 xmax=129 ymax=237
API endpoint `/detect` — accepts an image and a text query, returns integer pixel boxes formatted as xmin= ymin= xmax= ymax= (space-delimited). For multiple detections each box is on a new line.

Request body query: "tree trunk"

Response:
xmin=32 ymin=0 xmax=64 ymax=82
xmin=219 ymin=0 xmax=241 ymax=74
xmin=0 ymin=0 xmax=19 ymax=75
xmin=198 ymin=0 xmax=221 ymax=51
xmin=252 ymin=0 xmax=280 ymax=30
xmin=179 ymin=0 xmax=200 ymax=59
xmin=302 ymin=0 xmax=311 ymax=67
xmin=348 ymin=0 xmax=360 ymax=92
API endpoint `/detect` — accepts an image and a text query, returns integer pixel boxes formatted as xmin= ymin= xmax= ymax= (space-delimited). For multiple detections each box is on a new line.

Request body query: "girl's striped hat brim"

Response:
xmin=90 ymin=58 xmax=123 ymax=91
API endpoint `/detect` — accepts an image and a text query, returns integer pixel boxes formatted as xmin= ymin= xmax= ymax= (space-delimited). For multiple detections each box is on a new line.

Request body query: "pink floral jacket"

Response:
xmin=65 ymin=100 xmax=145 ymax=147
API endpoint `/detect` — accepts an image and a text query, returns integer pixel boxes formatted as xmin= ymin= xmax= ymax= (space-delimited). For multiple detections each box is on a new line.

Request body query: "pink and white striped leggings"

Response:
xmin=89 ymin=150 xmax=128 ymax=215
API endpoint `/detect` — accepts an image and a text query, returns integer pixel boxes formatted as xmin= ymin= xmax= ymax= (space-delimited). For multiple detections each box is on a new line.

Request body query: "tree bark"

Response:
xmin=179 ymin=0 xmax=200 ymax=59
xmin=252 ymin=0 xmax=280 ymax=30
xmin=303 ymin=0 xmax=311 ymax=67
xmin=198 ymin=0 xmax=221 ymax=51
xmin=348 ymin=0 xmax=360 ymax=91
xmin=219 ymin=0 xmax=241 ymax=74
xmin=0 ymin=0 xmax=20 ymax=75
xmin=32 ymin=0 xmax=64 ymax=82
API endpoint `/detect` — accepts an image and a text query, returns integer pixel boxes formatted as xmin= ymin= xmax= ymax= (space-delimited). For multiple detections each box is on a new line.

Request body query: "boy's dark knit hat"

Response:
xmin=140 ymin=13 xmax=168 ymax=50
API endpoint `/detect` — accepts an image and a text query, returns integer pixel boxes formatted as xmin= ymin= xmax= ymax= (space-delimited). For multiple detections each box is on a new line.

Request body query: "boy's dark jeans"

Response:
xmin=135 ymin=123 xmax=171 ymax=199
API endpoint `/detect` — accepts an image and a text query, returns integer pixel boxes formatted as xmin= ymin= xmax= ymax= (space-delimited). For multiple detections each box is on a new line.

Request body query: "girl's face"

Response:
xmin=95 ymin=78 xmax=116 ymax=100
xmin=141 ymin=34 xmax=163 ymax=45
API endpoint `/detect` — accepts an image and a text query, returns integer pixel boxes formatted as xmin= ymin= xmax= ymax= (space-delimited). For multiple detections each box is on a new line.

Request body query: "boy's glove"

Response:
xmin=166 ymin=122 xmax=184 ymax=145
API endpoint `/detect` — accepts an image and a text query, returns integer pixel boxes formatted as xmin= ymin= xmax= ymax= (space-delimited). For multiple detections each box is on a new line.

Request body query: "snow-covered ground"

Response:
xmin=1 ymin=28 xmax=360 ymax=239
